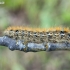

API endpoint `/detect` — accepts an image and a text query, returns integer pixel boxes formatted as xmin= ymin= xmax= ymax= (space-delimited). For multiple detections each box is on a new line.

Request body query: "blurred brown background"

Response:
xmin=0 ymin=0 xmax=70 ymax=70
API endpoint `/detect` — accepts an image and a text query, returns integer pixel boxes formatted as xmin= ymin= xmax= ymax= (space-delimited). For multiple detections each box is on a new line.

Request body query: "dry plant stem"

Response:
xmin=0 ymin=36 xmax=70 ymax=52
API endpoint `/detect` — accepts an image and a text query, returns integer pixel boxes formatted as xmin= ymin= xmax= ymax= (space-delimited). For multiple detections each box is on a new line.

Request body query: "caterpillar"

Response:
xmin=4 ymin=26 xmax=70 ymax=45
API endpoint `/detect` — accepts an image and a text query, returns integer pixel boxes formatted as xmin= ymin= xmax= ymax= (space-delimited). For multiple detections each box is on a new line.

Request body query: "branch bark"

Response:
xmin=0 ymin=36 xmax=70 ymax=52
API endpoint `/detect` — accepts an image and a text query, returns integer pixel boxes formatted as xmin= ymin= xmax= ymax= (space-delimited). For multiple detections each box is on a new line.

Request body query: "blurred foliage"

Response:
xmin=0 ymin=8 xmax=9 ymax=29
xmin=0 ymin=0 xmax=70 ymax=70
xmin=4 ymin=0 xmax=24 ymax=9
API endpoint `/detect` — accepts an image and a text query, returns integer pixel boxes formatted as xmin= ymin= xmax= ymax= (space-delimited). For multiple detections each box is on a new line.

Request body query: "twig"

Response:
xmin=0 ymin=36 xmax=70 ymax=52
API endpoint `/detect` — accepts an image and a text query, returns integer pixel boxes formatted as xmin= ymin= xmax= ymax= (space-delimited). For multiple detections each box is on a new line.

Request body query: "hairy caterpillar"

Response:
xmin=4 ymin=26 xmax=70 ymax=45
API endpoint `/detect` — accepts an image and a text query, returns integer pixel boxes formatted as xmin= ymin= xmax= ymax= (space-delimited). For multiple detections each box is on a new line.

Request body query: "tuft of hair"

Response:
xmin=4 ymin=26 xmax=70 ymax=32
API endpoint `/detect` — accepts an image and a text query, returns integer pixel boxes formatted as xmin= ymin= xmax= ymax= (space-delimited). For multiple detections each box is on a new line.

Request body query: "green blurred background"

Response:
xmin=0 ymin=0 xmax=70 ymax=70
